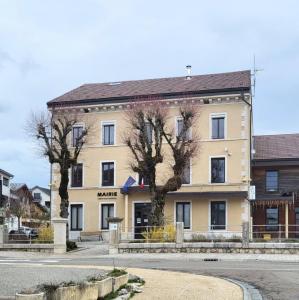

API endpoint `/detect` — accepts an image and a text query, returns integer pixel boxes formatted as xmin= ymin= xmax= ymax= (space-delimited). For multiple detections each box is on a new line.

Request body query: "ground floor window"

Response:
xmin=70 ymin=204 xmax=83 ymax=231
xmin=176 ymin=202 xmax=191 ymax=229
xmin=101 ymin=203 xmax=114 ymax=230
xmin=266 ymin=207 xmax=278 ymax=231
xmin=210 ymin=201 xmax=226 ymax=230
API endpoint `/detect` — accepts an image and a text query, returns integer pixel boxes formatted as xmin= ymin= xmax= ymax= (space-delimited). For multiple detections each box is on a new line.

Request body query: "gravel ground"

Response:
xmin=0 ymin=265 xmax=106 ymax=296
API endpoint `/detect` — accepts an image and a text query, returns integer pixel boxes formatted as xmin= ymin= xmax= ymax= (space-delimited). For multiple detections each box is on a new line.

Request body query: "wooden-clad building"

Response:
xmin=251 ymin=134 xmax=299 ymax=239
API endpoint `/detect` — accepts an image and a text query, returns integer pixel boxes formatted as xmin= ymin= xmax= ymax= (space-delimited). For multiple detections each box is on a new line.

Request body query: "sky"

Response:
xmin=0 ymin=0 xmax=299 ymax=187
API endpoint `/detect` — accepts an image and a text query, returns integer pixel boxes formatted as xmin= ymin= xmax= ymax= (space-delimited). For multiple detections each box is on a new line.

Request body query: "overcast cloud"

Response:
xmin=0 ymin=0 xmax=298 ymax=187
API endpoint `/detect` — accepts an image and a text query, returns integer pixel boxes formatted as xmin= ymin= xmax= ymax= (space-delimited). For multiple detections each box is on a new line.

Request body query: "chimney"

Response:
xmin=186 ymin=65 xmax=192 ymax=80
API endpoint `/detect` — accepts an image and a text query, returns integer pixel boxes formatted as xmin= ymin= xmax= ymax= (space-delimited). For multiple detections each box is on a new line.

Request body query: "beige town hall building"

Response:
xmin=48 ymin=70 xmax=252 ymax=241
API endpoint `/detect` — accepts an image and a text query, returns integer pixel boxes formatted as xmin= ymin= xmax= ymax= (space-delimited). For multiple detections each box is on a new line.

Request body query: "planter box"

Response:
xmin=95 ymin=277 xmax=113 ymax=298
xmin=113 ymin=274 xmax=129 ymax=291
xmin=50 ymin=283 xmax=97 ymax=300
xmin=15 ymin=292 xmax=45 ymax=300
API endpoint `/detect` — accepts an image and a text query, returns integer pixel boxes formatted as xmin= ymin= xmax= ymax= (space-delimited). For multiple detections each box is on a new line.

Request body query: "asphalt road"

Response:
xmin=1 ymin=251 xmax=299 ymax=299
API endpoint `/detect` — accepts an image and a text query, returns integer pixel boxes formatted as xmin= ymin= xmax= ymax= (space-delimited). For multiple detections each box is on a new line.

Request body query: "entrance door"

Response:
xmin=134 ymin=203 xmax=152 ymax=239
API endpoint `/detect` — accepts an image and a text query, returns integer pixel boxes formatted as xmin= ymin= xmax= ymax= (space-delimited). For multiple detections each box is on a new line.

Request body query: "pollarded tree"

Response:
xmin=29 ymin=109 xmax=89 ymax=219
xmin=124 ymin=98 xmax=199 ymax=226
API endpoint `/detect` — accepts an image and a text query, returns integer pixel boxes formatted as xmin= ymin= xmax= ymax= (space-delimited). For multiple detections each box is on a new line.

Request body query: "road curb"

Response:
xmin=225 ymin=278 xmax=263 ymax=300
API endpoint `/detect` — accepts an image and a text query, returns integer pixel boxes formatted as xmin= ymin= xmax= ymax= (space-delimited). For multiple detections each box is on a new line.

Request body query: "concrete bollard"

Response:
xmin=52 ymin=218 xmax=68 ymax=254
xmin=0 ymin=225 xmax=5 ymax=248
xmin=109 ymin=222 xmax=121 ymax=254
xmin=242 ymin=221 xmax=249 ymax=248
xmin=176 ymin=222 xmax=184 ymax=244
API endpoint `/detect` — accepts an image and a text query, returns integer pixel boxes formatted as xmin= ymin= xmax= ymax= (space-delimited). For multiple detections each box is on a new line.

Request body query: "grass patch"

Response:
xmin=18 ymin=288 xmax=41 ymax=295
xmin=107 ymin=268 xmax=127 ymax=277
xmin=128 ymin=278 xmax=145 ymax=285
xmin=87 ymin=274 xmax=106 ymax=282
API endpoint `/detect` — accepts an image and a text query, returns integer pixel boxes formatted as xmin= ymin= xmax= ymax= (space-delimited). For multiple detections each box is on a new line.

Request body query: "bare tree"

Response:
xmin=124 ymin=98 xmax=199 ymax=226
xmin=29 ymin=109 xmax=89 ymax=219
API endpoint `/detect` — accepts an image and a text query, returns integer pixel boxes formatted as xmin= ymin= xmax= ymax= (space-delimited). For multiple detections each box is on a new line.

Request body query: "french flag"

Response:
xmin=139 ymin=177 xmax=145 ymax=189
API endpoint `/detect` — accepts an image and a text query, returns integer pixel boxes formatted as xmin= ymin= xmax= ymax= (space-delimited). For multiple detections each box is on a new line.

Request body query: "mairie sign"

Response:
xmin=97 ymin=191 xmax=117 ymax=197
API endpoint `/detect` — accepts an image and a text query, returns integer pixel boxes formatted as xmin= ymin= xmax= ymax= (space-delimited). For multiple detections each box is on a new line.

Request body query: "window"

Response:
xmin=2 ymin=177 xmax=9 ymax=187
xmin=211 ymin=116 xmax=225 ymax=139
xmin=70 ymin=204 xmax=83 ymax=231
xmin=33 ymin=193 xmax=41 ymax=200
xmin=181 ymin=160 xmax=191 ymax=184
xmin=266 ymin=171 xmax=278 ymax=192
xmin=145 ymin=122 xmax=153 ymax=144
xmin=103 ymin=123 xmax=115 ymax=145
xmin=176 ymin=202 xmax=191 ymax=229
xmin=176 ymin=118 xmax=190 ymax=140
xmin=266 ymin=208 xmax=278 ymax=231
xmin=210 ymin=201 xmax=226 ymax=230
xmin=102 ymin=162 xmax=115 ymax=186
xmin=101 ymin=203 xmax=114 ymax=229
xmin=72 ymin=126 xmax=83 ymax=147
xmin=71 ymin=164 xmax=83 ymax=187
xmin=211 ymin=157 xmax=225 ymax=183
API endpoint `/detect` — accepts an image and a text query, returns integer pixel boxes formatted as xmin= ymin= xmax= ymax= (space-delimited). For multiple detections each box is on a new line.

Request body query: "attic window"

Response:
xmin=108 ymin=82 xmax=121 ymax=86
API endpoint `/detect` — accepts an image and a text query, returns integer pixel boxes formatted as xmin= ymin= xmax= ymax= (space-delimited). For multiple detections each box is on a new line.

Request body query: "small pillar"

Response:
xmin=285 ymin=203 xmax=289 ymax=239
xmin=108 ymin=217 xmax=123 ymax=254
xmin=242 ymin=221 xmax=249 ymax=248
xmin=0 ymin=225 xmax=6 ymax=248
xmin=176 ymin=222 xmax=184 ymax=244
xmin=52 ymin=218 xmax=67 ymax=254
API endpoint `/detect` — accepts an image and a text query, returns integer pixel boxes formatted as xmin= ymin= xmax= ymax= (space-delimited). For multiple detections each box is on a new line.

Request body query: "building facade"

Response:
xmin=251 ymin=134 xmax=299 ymax=239
xmin=0 ymin=168 xmax=13 ymax=206
xmin=30 ymin=186 xmax=51 ymax=210
xmin=48 ymin=70 xmax=252 ymax=240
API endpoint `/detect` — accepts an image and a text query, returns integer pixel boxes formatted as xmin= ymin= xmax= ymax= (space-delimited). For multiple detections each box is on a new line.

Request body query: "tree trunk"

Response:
xmin=59 ymin=166 xmax=70 ymax=241
xmin=150 ymin=191 xmax=165 ymax=226
xmin=59 ymin=167 xmax=69 ymax=219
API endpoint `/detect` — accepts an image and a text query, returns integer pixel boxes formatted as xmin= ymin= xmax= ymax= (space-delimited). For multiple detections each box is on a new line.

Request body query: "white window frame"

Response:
xmin=71 ymin=123 xmax=85 ymax=148
xmin=69 ymin=161 xmax=84 ymax=189
xmin=101 ymin=121 xmax=116 ymax=146
xmin=210 ymin=113 xmax=227 ymax=140
xmin=69 ymin=202 xmax=84 ymax=232
xmin=209 ymin=155 xmax=227 ymax=184
xmin=174 ymin=200 xmax=192 ymax=231
xmin=100 ymin=160 xmax=116 ymax=188
xmin=99 ymin=201 xmax=116 ymax=231
xmin=208 ymin=199 xmax=228 ymax=232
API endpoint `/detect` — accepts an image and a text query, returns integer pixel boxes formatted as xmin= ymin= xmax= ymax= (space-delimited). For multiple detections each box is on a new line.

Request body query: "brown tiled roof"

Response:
xmin=254 ymin=134 xmax=299 ymax=160
xmin=48 ymin=70 xmax=251 ymax=106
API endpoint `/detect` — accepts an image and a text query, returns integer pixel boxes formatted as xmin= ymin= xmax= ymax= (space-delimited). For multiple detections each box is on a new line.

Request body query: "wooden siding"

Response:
xmin=252 ymin=166 xmax=299 ymax=201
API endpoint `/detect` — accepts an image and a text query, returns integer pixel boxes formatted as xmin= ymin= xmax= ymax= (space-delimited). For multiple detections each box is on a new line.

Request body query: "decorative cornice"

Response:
xmin=49 ymin=93 xmax=251 ymax=114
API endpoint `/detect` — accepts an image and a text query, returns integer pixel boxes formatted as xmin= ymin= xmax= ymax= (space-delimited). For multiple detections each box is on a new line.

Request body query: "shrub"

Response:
xmin=37 ymin=226 xmax=54 ymax=242
xmin=142 ymin=224 xmax=176 ymax=242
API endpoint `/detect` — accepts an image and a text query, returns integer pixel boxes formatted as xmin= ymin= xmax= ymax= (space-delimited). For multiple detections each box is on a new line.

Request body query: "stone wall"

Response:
xmin=118 ymin=242 xmax=299 ymax=254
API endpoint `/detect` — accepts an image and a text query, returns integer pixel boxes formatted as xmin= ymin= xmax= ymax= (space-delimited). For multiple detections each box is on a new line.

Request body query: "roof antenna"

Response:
xmin=252 ymin=55 xmax=263 ymax=98
xmin=186 ymin=65 xmax=192 ymax=80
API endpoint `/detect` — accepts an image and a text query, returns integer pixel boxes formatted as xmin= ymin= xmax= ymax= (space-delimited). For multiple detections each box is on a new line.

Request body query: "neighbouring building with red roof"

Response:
xmin=251 ymin=134 xmax=299 ymax=239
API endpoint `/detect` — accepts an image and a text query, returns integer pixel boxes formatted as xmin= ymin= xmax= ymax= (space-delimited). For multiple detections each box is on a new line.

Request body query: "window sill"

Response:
xmin=99 ymin=186 xmax=116 ymax=188
xmin=69 ymin=187 xmax=84 ymax=190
